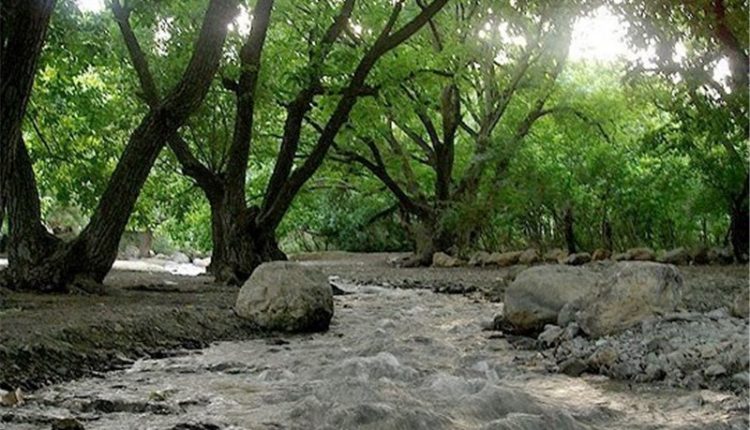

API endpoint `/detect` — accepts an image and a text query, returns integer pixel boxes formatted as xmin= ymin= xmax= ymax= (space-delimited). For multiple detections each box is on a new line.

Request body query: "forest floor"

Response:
xmin=0 ymin=253 xmax=747 ymax=429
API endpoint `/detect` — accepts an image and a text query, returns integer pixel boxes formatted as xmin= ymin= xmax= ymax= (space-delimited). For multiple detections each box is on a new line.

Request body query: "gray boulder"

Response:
xmin=504 ymin=265 xmax=601 ymax=332
xmin=235 ymin=261 xmax=334 ymax=332
xmin=577 ymin=262 xmax=683 ymax=337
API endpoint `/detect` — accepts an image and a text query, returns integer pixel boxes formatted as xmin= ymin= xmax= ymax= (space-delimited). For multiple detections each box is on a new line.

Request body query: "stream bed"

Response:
xmin=3 ymin=283 xmax=747 ymax=429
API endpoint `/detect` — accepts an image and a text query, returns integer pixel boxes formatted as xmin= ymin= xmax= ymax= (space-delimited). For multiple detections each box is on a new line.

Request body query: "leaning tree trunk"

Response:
xmin=729 ymin=176 xmax=749 ymax=262
xmin=3 ymin=0 xmax=236 ymax=291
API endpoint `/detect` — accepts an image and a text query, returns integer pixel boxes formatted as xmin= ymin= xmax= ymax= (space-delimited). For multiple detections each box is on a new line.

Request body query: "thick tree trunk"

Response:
xmin=563 ymin=205 xmax=577 ymax=254
xmin=209 ymin=205 xmax=285 ymax=285
xmin=0 ymin=1 xmax=65 ymax=290
xmin=2 ymin=0 xmax=236 ymax=291
xmin=729 ymin=176 xmax=749 ymax=262
xmin=398 ymin=214 xmax=458 ymax=267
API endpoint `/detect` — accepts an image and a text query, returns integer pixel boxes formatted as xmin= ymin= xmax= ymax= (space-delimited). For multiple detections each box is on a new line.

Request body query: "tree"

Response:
xmin=336 ymin=0 xmax=581 ymax=264
xmin=613 ymin=0 xmax=748 ymax=261
xmin=1 ymin=0 xmax=238 ymax=291
xmin=116 ymin=0 xmax=449 ymax=283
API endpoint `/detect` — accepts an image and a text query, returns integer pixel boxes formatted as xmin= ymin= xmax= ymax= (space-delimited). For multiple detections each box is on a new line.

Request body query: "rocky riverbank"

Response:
xmin=0 ymin=253 xmax=747 ymax=429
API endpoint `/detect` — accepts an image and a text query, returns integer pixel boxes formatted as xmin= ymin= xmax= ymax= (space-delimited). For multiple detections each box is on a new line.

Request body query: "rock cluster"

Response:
xmin=538 ymin=310 xmax=749 ymax=393
xmin=445 ymin=245 xmax=739 ymax=268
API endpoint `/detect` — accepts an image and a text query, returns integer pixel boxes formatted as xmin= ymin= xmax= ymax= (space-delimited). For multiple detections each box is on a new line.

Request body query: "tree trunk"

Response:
xmin=209 ymin=205 xmax=285 ymax=285
xmin=729 ymin=175 xmax=749 ymax=262
xmin=397 ymin=213 xmax=458 ymax=267
xmin=563 ymin=204 xmax=577 ymax=254
xmin=2 ymin=0 xmax=236 ymax=291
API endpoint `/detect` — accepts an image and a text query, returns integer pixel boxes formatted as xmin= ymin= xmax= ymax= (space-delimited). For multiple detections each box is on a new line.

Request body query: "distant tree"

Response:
xmin=613 ymin=0 xmax=748 ymax=260
xmin=336 ymin=0 xmax=584 ymax=264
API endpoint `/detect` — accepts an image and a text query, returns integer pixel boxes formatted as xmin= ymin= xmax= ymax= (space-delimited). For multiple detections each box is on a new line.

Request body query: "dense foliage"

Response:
xmin=4 ymin=0 xmax=747 ymax=268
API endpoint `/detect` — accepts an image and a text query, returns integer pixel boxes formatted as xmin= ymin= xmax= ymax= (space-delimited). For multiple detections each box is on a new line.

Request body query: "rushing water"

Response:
xmin=4 ymin=284 xmax=746 ymax=429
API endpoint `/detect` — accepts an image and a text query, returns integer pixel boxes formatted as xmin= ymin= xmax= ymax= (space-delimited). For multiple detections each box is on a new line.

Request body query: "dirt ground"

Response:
xmin=0 ymin=253 xmax=747 ymax=393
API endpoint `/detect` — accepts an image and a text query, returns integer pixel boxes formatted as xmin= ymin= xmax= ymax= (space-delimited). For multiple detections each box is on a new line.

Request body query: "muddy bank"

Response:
xmin=0 ymin=271 xmax=261 ymax=391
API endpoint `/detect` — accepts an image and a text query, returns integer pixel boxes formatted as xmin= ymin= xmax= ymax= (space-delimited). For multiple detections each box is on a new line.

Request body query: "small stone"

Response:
xmin=518 ymin=248 xmax=541 ymax=265
xmin=52 ymin=419 xmax=86 ymax=430
xmin=627 ymin=247 xmax=655 ymax=261
xmin=697 ymin=344 xmax=718 ymax=359
xmin=432 ymin=252 xmax=463 ymax=268
xmin=538 ymin=324 xmax=563 ymax=347
xmin=564 ymin=252 xmax=591 ymax=265
xmin=591 ymin=249 xmax=611 ymax=261
xmin=731 ymin=289 xmax=749 ymax=319
xmin=587 ymin=346 xmax=618 ymax=369
xmin=0 ymin=388 xmax=23 ymax=407
xmin=704 ymin=364 xmax=727 ymax=377
xmin=559 ymin=358 xmax=588 ymax=377
xmin=562 ymin=322 xmax=581 ymax=340
xmin=731 ymin=371 xmax=749 ymax=384
xmin=612 ymin=252 xmax=630 ymax=261
xmin=706 ymin=307 xmax=730 ymax=320
xmin=644 ymin=364 xmax=666 ymax=381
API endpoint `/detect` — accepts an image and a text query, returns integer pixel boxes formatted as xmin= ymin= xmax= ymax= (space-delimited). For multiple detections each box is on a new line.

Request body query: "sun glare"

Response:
xmin=230 ymin=6 xmax=253 ymax=37
xmin=77 ymin=0 xmax=105 ymax=13
xmin=570 ymin=7 xmax=630 ymax=62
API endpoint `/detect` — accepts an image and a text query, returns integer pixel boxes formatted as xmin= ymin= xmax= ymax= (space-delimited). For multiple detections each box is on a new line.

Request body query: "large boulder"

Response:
xmin=235 ymin=261 xmax=334 ymax=332
xmin=577 ymin=262 xmax=682 ymax=337
xmin=504 ymin=265 xmax=601 ymax=332
xmin=432 ymin=252 xmax=463 ymax=268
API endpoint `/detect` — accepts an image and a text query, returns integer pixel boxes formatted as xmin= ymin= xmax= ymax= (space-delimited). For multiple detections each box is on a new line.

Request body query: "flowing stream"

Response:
xmin=4 ymin=283 xmax=745 ymax=429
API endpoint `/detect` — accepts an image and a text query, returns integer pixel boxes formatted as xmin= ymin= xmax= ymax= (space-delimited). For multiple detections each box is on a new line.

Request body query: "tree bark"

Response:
xmin=3 ymin=0 xmax=237 ymax=291
xmin=729 ymin=174 xmax=749 ymax=262
xmin=209 ymin=205 xmax=285 ymax=284
xmin=563 ymin=204 xmax=577 ymax=254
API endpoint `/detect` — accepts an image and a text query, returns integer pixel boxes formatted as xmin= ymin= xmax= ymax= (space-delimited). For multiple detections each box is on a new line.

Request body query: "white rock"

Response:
xmin=577 ymin=262 xmax=683 ymax=337
xmin=235 ymin=261 xmax=333 ymax=332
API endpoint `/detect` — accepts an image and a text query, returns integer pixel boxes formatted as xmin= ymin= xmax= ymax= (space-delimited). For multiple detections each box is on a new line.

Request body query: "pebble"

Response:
xmin=559 ymin=358 xmax=588 ymax=377
xmin=705 ymin=364 xmax=728 ymax=377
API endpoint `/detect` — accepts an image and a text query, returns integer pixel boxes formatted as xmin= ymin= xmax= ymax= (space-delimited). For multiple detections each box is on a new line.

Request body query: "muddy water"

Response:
xmin=5 ymin=284 xmax=746 ymax=429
